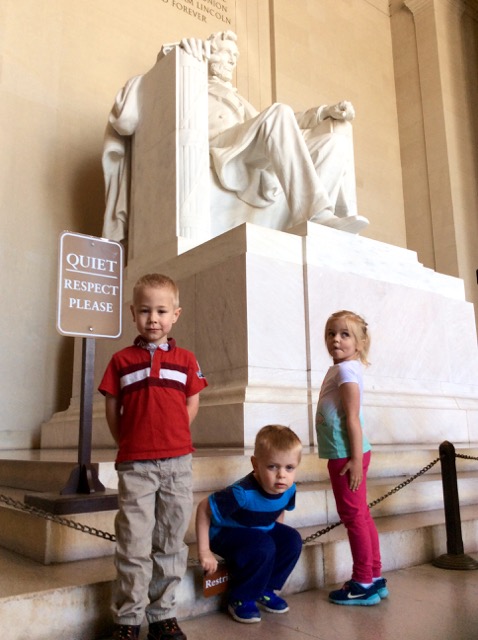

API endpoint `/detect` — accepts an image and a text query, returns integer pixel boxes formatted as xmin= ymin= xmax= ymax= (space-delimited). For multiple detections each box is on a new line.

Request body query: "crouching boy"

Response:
xmin=195 ymin=425 xmax=303 ymax=623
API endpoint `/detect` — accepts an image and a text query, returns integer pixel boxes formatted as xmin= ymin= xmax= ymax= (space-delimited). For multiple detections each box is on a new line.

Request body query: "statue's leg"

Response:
xmin=304 ymin=126 xmax=369 ymax=233
xmin=252 ymin=103 xmax=336 ymax=224
xmin=305 ymin=128 xmax=357 ymax=217
xmin=211 ymin=104 xmax=368 ymax=232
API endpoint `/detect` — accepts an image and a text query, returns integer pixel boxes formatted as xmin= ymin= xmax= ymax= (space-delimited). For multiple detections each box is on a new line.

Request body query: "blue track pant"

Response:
xmin=210 ymin=522 xmax=302 ymax=603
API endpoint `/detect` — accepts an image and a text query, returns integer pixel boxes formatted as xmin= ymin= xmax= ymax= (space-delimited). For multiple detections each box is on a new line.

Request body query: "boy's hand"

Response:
xmin=199 ymin=549 xmax=218 ymax=575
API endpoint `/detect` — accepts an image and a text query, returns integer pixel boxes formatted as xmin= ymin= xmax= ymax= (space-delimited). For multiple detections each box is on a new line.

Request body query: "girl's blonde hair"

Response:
xmin=325 ymin=310 xmax=371 ymax=366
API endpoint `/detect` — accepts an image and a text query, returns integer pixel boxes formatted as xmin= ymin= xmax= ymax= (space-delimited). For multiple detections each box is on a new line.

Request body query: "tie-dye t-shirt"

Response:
xmin=315 ymin=359 xmax=371 ymax=459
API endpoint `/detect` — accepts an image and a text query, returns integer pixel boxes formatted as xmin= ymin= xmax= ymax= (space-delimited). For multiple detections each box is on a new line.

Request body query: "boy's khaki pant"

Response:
xmin=112 ymin=455 xmax=193 ymax=625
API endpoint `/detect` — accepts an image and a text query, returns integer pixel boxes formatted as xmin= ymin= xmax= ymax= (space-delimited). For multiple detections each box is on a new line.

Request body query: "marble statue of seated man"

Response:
xmin=180 ymin=31 xmax=369 ymax=234
xmin=101 ymin=31 xmax=368 ymax=243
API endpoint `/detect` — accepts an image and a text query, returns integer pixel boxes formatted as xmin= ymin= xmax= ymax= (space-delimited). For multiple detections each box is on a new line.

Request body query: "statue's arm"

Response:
xmin=320 ymin=101 xmax=355 ymax=121
xmin=108 ymin=75 xmax=143 ymax=136
xmin=295 ymin=100 xmax=355 ymax=129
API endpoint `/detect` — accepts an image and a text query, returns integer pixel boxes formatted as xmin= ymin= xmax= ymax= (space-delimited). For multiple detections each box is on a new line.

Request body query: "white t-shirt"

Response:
xmin=315 ymin=359 xmax=371 ymax=459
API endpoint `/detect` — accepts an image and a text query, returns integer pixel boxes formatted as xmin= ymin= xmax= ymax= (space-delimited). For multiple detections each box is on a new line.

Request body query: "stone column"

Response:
xmin=403 ymin=0 xmax=465 ymax=278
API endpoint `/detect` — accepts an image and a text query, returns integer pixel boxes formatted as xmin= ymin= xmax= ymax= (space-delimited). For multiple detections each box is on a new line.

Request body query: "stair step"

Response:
xmin=2 ymin=439 xmax=478 ymax=565
xmin=0 ymin=452 xmax=118 ymax=492
xmin=3 ymin=444 xmax=477 ymax=493
xmin=0 ymin=485 xmax=116 ymax=564
xmin=2 ymin=463 xmax=478 ymax=563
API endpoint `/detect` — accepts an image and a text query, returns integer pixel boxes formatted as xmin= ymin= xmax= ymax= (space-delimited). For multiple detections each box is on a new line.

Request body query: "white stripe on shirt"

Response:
xmin=160 ymin=368 xmax=187 ymax=385
xmin=120 ymin=367 xmax=151 ymax=389
xmin=120 ymin=365 xmax=187 ymax=390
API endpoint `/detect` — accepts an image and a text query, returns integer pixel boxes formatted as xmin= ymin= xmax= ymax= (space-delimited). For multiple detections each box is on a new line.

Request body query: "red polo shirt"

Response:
xmin=99 ymin=337 xmax=208 ymax=462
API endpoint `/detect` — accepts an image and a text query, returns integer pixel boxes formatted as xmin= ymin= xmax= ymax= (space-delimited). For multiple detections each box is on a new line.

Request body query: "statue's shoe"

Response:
xmin=321 ymin=214 xmax=369 ymax=234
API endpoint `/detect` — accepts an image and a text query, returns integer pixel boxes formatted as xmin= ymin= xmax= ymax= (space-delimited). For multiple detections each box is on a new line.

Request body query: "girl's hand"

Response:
xmin=199 ymin=549 xmax=218 ymax=575
xmin=340 ymin=458 xmax=363 ymax=491
xmin=338 ymin=381 xmax=363 ymax=491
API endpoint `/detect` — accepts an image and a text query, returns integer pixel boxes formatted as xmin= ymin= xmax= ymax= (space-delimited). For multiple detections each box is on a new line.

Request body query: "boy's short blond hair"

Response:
xmin=132 ymin=273 xmax=180 ymax=308
xmin=254 ymin=425 xmax=302 ymax=460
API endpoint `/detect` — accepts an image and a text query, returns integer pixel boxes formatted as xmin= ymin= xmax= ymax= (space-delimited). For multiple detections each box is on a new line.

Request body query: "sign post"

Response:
xmin=60 ymin=336 xmax=102 ymax=495
xmin=25 ymin=231 xmax=123 ymax=514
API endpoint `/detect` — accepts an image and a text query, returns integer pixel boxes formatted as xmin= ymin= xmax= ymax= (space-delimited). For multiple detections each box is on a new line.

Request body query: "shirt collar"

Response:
xmin=134 ymin=336 xmax=176 ymax=351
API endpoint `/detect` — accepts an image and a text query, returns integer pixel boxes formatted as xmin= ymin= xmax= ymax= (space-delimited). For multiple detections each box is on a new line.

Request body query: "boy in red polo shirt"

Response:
xmin=99 ymin=273 xmax=208 ymax=640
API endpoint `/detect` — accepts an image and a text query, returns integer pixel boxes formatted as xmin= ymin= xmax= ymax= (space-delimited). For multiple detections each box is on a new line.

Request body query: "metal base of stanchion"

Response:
xmin=432 ymin=553 xmax=478 ymax=570
xmin=24 ymin=490 xmax=118 ymax=515
xmin=60 ymin=463 xmax=106 ymax=495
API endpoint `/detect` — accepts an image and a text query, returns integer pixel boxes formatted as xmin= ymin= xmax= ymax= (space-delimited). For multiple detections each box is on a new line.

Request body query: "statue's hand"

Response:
xmin=180 ymin=37 xmax=211 ymax=61
xmin=325 ymin=101 xmax=355 ymax=121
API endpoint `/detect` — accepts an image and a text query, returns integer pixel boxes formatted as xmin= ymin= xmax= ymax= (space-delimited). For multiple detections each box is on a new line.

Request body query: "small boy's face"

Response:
xmin=130 ymin=285 xmax=181 ymax=345
xmin=251 ymin=448 xmax=301 ymax=495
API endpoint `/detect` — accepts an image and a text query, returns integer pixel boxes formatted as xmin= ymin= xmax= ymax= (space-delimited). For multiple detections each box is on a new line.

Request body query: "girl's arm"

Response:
xmin=105 ymin=393 xmax=120 ymax=445
xmin=186 ymin=392 xmax=200 ymax=425
xmin=195 ymin=497 xmax=219 ymax=575
xmin=339 ymin=381 xmax=363 ymax=491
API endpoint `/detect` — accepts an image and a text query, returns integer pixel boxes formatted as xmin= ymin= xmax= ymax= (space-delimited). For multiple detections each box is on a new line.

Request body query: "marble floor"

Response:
xmin=0 ymin=545 xmax=477 ymax=639
xmin=180 ymin=561 xmax=478 ymax=640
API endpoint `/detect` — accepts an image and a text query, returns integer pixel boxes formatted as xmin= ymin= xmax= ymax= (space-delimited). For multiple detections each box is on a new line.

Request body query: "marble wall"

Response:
xmin=0 ymin=0 xmax=243 ymax=448
xmin=1 ymin=0 xmax=477 ymax=450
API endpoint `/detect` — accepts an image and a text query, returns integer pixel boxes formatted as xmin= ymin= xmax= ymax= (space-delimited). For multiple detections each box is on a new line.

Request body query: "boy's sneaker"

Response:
xmin=147 ymin=617 xmax=187 ymax=640
xmin=228 ymin=600 xmax=261 ymax=623
xmin=112 ymin=625 xmax=141 ymax=640
xmin=374 ymin=577 xmax=389 ymax=599
xmin=257 ymin=590 xmax=289 ymax=613
xmin=329 ymin=580 xmax=381 ymax=606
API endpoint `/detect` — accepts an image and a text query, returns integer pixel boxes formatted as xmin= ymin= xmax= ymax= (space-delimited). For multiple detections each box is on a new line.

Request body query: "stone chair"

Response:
xmin=103 ymin=44 xmax=356 ymax=264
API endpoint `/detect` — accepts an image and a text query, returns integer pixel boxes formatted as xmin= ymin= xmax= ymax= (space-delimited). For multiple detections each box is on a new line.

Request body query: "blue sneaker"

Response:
xmin=257 ymin=590 xmax=289 ymax=613
xmin=228 ymin=600 xmax=261 ymax=623
xmin=329 ymin=580 xmax=380 ymax=606
xmin=374 ymin=577 xmax=389 ymax=599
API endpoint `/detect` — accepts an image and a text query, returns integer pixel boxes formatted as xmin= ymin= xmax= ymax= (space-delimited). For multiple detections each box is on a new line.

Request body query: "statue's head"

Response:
xmin=207 ymin=31 xmax=239 ymax=83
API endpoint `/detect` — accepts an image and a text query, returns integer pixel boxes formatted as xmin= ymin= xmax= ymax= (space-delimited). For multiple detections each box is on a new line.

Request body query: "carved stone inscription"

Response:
xmin=161 ymin=0 xmax=231 ymax=25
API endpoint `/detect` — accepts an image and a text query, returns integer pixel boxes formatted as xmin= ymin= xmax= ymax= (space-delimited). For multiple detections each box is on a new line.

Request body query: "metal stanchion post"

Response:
xmin=432 ymin=441 xmax=478 ymax=569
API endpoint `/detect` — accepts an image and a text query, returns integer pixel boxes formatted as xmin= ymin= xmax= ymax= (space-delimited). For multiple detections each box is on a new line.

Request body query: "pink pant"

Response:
xmin=328 ymin=451 xmax=382 ymax=583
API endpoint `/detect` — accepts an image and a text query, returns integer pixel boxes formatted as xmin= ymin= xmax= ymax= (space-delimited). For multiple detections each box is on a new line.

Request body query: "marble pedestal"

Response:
xmin=42 ymin=222 xmax=478 ymax=450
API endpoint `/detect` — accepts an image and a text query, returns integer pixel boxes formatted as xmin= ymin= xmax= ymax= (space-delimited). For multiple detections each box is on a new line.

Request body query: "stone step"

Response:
xmin=1 ymin=444 xmax=477 ymax=565
xmin=2 ymin=463 xmax=478 ymax=564
xmin=192 ymin=469 xmax=478 ymax=531
xmin=0 ymin=450 xmax=118 ymax=493
xmin=3 ymin=444 xmax=478 ymax=493
xmin=1 ymin=504 xmax=478 ymax=640
xmin=0 ymin=486 xmax=116 ymax=564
